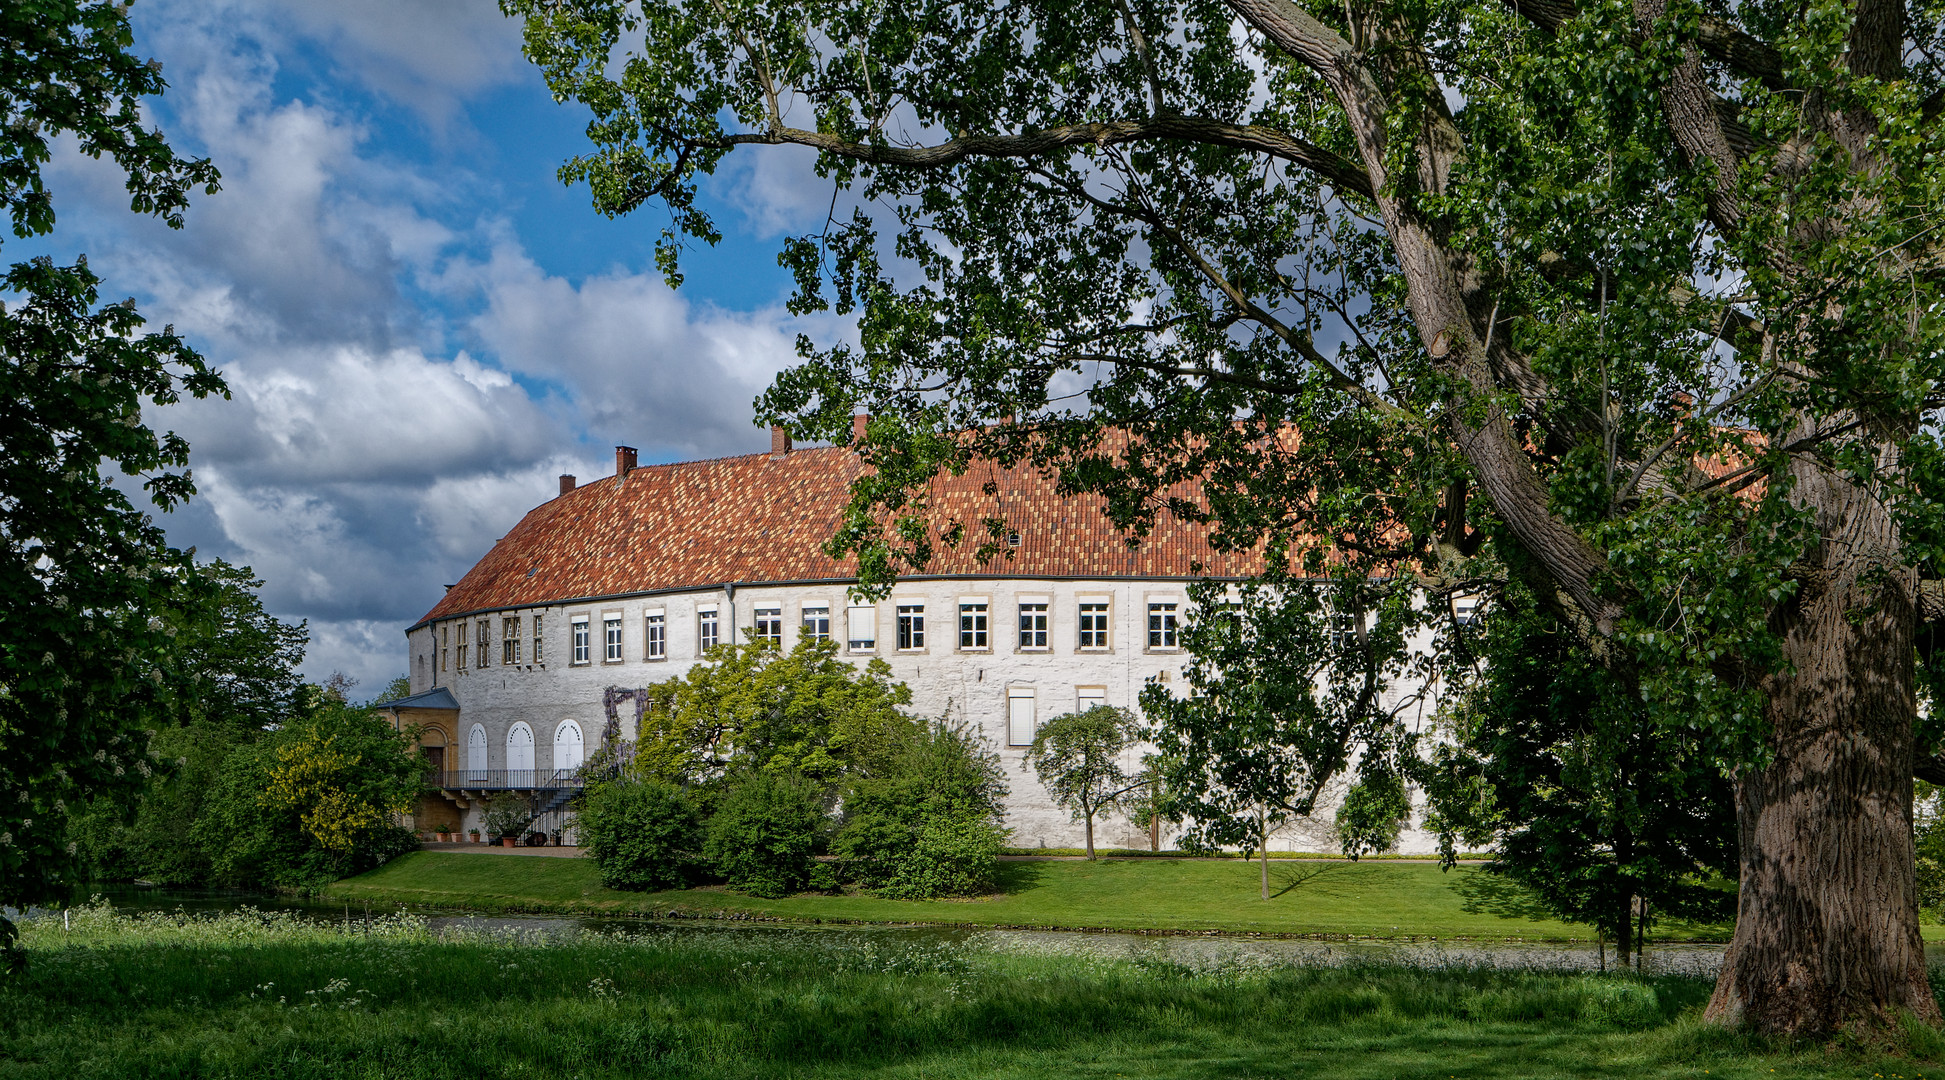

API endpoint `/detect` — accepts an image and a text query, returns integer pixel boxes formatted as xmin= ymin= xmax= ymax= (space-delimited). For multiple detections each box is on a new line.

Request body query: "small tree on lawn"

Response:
xmin=1142 ymin=574 xmax=1430 ymax=899
xmin=1024 ymin=706 xmax=1147 ymax=860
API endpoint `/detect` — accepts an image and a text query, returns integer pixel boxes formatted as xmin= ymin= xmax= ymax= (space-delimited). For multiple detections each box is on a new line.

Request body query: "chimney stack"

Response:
xmin=615 ymin=445 xmax=638 ymax=478
xmin=558 ymin=474 xmax=577 ymax=496
xmin=770 ymin=425 xmax=791 ymax=460
xmin=851 ymin=413 xmax=869 ymax=445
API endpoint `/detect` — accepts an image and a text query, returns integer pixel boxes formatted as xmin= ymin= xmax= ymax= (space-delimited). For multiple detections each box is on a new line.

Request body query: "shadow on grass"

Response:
xmin=991 ymin=859 xmax=1053 ymax=897
xmin=1268 ymin=861 xmax=1391 ymax=899
xmin=1450 ymin=867 xmax=1562 ymax=924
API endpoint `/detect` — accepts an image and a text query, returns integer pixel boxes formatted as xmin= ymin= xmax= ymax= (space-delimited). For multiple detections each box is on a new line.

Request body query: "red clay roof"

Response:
xmin=413 ymin=446 xmax=1260 ymax=627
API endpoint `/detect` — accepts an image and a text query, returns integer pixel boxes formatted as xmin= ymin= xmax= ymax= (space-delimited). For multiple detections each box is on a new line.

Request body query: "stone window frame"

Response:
xmin=1077 ymin=594 xmax=1113 ymax=652
xmin=752 ymin=601 xmax=784 ymax=647
xmin=502 ymin=615 xmax=522 ymax=665
xmin=957 ymin=595 xmax=991 ymax=652
xmin=895 ymin=599 xmax=927 ymax=653
xmin=800 ymin=600 xmax=833 ymax=645
xmin=1076 ymin=685 xmax=1108 ymax=713
xmin=698 ymin=604 xmax=721 ymax=654
xmin=475 ymin=619 xmax=491 ymax=668
xmin=1144 ymin=594 xmax=1184 ymax=653
xmin=602 ymin=610 xmax=625 ymax=663
xmin=1016 ymin=594 xmax=1051 ymax=652
xmin=846 ymin=603 xmax=877 ymax=653
xmin=643 ymin=607 xmax=667 ymax=661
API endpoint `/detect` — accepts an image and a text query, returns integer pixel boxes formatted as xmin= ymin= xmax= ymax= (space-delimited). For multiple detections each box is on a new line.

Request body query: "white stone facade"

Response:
xmin=405 ymin=577 xmax=1447 ymax=852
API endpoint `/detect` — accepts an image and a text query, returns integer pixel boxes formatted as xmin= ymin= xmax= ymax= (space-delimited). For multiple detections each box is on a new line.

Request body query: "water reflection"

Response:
xmin=62 ymin=884 xmax=1763 ymax=977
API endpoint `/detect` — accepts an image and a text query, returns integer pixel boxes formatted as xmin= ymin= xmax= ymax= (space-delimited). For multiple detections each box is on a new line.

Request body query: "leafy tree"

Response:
xmin=154 ymin=560 xmax=308 ymax=735
xmin=632 ymin=637 xmax=918 ymax=784
xmin=0 ymin=0 xmax=223 ymax=964
xmin=1418 ymin=589 xmax=1738 ymax=965
xmin=578 ymin=778 xmax=705 ymax=890
xmin=65 ymin=561 xmax=306 ymax=884
xmin=1142 ymin=575 xmax=1430 ymax=897
xmin=1023 ymin=705 xmax=1146 ymax=859
xmin=703 ymin=771 xmax=826 ymax=897
xmin=833 ymin=720 xmax=1008 ymax=898
xmin=482 ymin=791 xmax=533 ymax=843
xmin=192 ymin=690 xmax=422 ymax=890
xmin=509 ymin=0 xmax=1945 ymax=1031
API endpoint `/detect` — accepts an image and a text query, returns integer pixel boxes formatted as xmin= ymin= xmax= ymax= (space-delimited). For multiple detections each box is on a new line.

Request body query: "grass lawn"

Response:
xmin=3 ymin=903 xmax=1934 ymax=1080
xmin=324 ymin=852 xmax=1732 ymax=942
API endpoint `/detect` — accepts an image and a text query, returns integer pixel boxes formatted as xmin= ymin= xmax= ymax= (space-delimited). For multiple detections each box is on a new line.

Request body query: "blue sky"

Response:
xmin=25 ymin=0 xmax=854 ymax=692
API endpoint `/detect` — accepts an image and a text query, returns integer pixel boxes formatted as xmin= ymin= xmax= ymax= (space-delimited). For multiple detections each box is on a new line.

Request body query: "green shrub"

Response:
xmin=703 ymin=773 xmax=825 ymax=897
xmin=878 ymin=812 xmax=1005 ymax=899
xmin=834 ymin=721 xmax=1007 ymax=898
xmin=578 ymin=779 xmax=704 ymax=891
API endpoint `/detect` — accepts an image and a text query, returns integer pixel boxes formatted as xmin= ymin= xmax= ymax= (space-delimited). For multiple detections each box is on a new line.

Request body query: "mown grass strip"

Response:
xmin=322 ymin=851 xmax=1734 ymax=942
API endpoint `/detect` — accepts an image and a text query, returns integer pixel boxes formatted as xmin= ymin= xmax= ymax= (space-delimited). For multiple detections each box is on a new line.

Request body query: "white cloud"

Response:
xmin=24 ymin=0 xmax=854 ymax=688
xmin=449 ymin=245 xmax=842 ymax=459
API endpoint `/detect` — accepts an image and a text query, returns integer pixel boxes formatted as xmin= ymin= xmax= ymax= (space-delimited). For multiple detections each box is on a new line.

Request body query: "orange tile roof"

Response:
xmin=413 ymin=446 xmax=1262 ymax=628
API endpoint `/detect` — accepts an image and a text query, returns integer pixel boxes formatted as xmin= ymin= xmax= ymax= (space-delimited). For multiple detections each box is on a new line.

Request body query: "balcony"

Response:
xmin=431 ymin=768 xmax=585 ymax=792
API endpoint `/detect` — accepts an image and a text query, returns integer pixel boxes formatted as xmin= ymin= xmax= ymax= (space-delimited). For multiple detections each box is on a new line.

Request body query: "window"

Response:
xmin=1018 ymin=601 xmax=1049 ymax=650
xmin=604 ymin=615 xmax=623 ymax=661
xmin=644 ymin=610 xmax=666 ymax=659
xmin=440 ymin=624 xmax=449 ymax=672
xmin=532 ymin=615 xmax=543 ymax=664
xmin=503 ymin=616 xmax=521 ymax=664
xmin=896 ymin=604 xmax=926 ymax=650
xmin=1147 ymin=602 xmax=1179 ymax=649
xmin=1329 ymin=611 xmax=1363 ymax=650
xmin=959 ymin=601 xmax=989 ymax=650
xmin=1451 ymin=594 xmax=1485 ymax=626
xmin=475 ymin=620 xmax=490 ymax=667
xmin=1078 ymin=686 xmax=1107 ymax=712
xmin=802 ymin=605 xmax=831 ymax=643
xmin=847 ymin=604 xmax=876 ymax=651
xmin=699 ymin=606 xmax=720 ymax=652
xmin=455 ymin=623 xmax=468 ymax=670
xmin=1008 ymin=687 xmax=1037 ymax=746
xmin=1078 ymin=601 xmax=1111 ymax=649
xmin=571 ymin=616 xmax=591 ymax=664
xmin=753 ymin=603 xmax=782 ymax=646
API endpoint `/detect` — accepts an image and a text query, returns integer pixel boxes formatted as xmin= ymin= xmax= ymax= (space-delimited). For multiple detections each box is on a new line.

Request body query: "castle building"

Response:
xmin=388 ymin=425 xmax=1434 ymax=849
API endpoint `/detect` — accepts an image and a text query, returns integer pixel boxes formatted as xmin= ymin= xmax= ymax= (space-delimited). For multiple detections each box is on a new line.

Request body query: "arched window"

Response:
xmin=506 ymin=721 xmax=535 ymax=784
xmin=554 ymin=719 xmax=585 ymax=777
xmin=466 ymin=724 xmax=487 ymax=781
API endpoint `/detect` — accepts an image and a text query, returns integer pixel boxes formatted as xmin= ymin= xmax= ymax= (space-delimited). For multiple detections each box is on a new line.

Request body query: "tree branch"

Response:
xmin=723 ymin=116 xmax=1374 ymax=201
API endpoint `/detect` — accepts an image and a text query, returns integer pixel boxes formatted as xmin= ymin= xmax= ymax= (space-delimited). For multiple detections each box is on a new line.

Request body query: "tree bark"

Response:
xmin=1085 ymin=809 xmax=1096 ymax=860
xmin=1704 ymin=455 xmax=1940 ymax=1031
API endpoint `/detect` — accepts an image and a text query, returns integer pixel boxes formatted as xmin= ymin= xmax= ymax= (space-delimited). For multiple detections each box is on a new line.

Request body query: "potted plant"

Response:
xmin=484 ymin=792 xmax=531 ymax=849
xmin=468 ymin=828 xmax=481 ymax=843
xmin=436 ymin=828 xmax=452 ymax=843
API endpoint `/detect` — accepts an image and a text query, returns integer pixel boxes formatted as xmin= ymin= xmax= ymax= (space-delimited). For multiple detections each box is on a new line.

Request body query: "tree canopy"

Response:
xmin=0 ymin=0 xmax=224 ymax=964
xmin=508 ymin=0 xmax=1945 ymax=1033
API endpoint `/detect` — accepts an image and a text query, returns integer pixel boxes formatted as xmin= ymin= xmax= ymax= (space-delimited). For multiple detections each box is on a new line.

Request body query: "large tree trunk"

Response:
xmin=1704 ymin=461 xmax=1939 ymax=1032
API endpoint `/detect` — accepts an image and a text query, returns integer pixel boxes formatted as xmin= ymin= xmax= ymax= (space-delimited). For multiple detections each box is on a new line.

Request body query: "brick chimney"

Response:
xmin=851 ymin=413 xmax=869 ymax=445
xmin=615 ymin=445 xmax=638 ymax=478
xmin=770 ymin=425 xmax=791 ymax=460
xmin=558 ymin=474 xmax=577 ymax=496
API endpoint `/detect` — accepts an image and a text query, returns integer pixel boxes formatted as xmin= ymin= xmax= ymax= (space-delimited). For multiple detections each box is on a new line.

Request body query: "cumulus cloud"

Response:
xmin=20 ymin=0 xmax=846 ymax=689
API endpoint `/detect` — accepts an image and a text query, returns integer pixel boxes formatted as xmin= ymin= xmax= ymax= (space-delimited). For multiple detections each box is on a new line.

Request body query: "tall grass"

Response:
xmin=0 ymin=902 xmax=1929 ymax=1079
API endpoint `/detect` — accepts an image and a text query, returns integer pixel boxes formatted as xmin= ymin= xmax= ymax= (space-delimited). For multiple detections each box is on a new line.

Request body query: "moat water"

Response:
xmin=50 ymin=883 xmax=1761 ymax=978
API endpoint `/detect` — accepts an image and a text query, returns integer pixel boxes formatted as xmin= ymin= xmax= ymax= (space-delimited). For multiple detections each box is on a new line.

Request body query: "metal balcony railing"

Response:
xmin=431 ymin=768 xmax=586 ymax=792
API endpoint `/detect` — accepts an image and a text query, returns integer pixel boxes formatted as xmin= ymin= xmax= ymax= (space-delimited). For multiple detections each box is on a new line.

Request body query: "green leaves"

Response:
xmin=0 ymin=0 xmax=219 ymax=243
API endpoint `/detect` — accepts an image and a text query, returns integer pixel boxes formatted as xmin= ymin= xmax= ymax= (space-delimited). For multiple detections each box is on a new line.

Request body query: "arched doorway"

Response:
xmin=507 ymin=721 xmax=535 ymax=784
xmin=554 ymin=719 xmax=584 ymax=778
xmin=466 ymin=723 xmax=487 ymax=780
